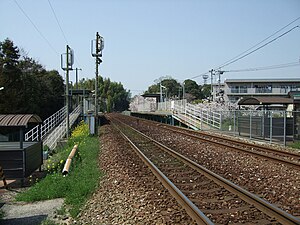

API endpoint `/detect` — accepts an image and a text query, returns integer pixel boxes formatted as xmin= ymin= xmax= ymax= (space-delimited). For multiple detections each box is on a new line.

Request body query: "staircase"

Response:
xmin=25 ymin=105 xmax=82 ymax=150
xmin=157 ymin=100 xmax=222 ymax=130
xmin=43 ymin=105 xmax=81 ymax=150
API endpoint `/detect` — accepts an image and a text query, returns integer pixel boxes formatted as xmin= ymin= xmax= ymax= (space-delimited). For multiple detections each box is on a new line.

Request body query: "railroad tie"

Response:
xmin=0 ymin=165 xmax=8 ymax=189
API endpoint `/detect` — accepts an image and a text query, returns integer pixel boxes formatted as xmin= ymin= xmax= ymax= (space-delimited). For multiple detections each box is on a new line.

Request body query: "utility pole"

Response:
xmin=75 ymin=68 xmax=82 ymax=105
xmin=61 ymin=45 xmax=74 ymax=139
xmin=182 ymin=81 xmax=185 ymax=100
xmin=91 ymin=32 xmax=104 ymax=135
xmin=160 ymin=83 xmax=163 ymax=102
xmin=209 ymin=69 xmax=214 ymax=102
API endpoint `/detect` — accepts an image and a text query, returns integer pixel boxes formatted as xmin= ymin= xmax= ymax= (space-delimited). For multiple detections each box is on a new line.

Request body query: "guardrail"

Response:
xmin=25 ymin=106 xmax=67 ymax=141
xmin=43 ymin=105 xmax=81 ymax=150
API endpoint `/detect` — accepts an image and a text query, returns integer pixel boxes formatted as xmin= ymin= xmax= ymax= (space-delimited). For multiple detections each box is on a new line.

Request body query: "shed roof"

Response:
xmin=141 ymin=93 xmax=161 ymax=98
xmin=238 ymin=97 xmax=293 ymax=105
xmin=0 ymin=114 xmax=42 ymax=127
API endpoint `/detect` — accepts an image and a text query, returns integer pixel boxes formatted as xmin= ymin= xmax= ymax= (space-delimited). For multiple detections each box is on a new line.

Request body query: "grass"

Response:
xmin=41 ymin=219 xmax=58 ymax=225
xmin=16 ymin=121 xmax=102 ymax=217
xmin=289 ymin=141 xmax=300 ymax=149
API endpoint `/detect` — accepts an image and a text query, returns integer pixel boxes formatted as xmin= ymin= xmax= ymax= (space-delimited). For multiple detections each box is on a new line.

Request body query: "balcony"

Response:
xmin=226 ymin=87 xmax=297 ymax=95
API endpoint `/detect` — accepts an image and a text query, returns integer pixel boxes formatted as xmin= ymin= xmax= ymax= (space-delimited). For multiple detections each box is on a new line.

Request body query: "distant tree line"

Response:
xmin=76 ymin=77 xmax=130 ymax=113
xmin=145 ymin=77 xmax=211 ymax=102
xmin=0 ymin=39 xmax=64 ymax=120
xmin=0 ymin=38 xmax=131 ymax=119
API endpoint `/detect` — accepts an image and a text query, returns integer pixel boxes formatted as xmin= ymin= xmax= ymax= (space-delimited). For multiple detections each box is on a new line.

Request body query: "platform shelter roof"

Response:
xmin=238 ymin=97 xmax=293 ymax=105
xmin=0 ymin=114 xmax=42 ymax=127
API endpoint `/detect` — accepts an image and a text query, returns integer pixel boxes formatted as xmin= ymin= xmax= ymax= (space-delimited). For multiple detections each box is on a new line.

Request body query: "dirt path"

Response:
xmin=0 ymin=198 xmax=64 ymax=225
xmin=0 ymin=176 xmax=64 ymax=225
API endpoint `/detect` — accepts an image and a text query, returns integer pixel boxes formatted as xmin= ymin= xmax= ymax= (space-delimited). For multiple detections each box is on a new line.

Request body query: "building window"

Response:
xmin=255 ymin=85 xmax=272 ymax=93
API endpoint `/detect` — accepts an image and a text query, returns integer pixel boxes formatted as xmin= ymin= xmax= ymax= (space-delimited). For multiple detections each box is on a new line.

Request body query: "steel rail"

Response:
xmin=111 ymin=115 xmax=300 ymax=225
xmin=123 ymin=115 xmax=300 ymax=168
xmin=110 ymin=119 xmax=213 ymax=225
xmin=195 ymin=128 xmax=300 ymax=159
xmin=159 ymin=125 xmax=300 ymax=169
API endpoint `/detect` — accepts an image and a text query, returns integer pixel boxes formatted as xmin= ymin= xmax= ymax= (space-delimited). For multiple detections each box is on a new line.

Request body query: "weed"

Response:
xmin=16 ymin=122 xmax=102 ymax=217
xmin=41 ymin=219 xmax=58 ymax=225
xmin=289 ymin=141 xmax=300 ymax=149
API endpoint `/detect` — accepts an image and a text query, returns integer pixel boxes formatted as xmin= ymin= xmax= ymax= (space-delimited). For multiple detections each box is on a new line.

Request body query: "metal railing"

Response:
xmin=43 ymin=105 xmax=81 ymax=150
xmin=40 ymin=106 xmax=66 ymax=140
xmin=24 ymin=124 xmax=40 ymax=141
xmin=25 ymin=106 xmax=67 ymax=141
xmin=156 ymin=100 xmax=222 ymax=130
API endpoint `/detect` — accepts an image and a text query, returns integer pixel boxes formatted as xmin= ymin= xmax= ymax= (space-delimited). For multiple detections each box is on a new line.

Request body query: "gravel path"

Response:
xmin=76 ymin=124 xmax=195 ymax=224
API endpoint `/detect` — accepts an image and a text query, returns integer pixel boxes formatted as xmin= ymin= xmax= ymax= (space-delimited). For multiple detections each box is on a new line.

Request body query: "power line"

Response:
xmin=188 ymin=19 xmax=300 ymax=81
xmin=14 ymin=0 xmax=58 ymax=55
xmin=47 ymin=0 xmax=82 ymax=68
xmin=47 ymin=0 xmax=68 ymax=44
xmin=225 ymin=61 xmax=300 ymax=73
xmin=215 ymin=16 xmax=300 ymax=69
xmin=217 ymin=25 xmax=299 ymax=69
xmin=190 ymin=71 xmax=210 ymax=80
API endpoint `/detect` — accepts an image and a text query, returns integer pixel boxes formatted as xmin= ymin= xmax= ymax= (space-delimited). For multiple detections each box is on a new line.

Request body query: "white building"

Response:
xmin=221 ymin=78 xmax=300 ymax=103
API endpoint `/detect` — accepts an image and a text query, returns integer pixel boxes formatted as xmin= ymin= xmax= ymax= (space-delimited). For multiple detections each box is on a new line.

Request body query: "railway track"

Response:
xmin=119 ymin=114 xmax=300 ymax=169
xmin=108 ymin=114 xmax=300 ymax=224
xmin=161 ymin=125 xmax=300 ymax=169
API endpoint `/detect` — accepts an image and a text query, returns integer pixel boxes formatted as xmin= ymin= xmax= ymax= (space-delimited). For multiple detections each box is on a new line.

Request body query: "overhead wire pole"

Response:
xmin=75 ymin=68 xmax=82 ymax=105
xmin=209 ymin=69 xmax=214 ymax=101
xmin=95 ymin=33 xmax=99 ymax=135
xmin=61 ymin=45 xmax=74 ymax=139
xmin=91 ymin=32 xmax=104 ymax=135
xmin=65 ymin=45 xmax=70 ymax=139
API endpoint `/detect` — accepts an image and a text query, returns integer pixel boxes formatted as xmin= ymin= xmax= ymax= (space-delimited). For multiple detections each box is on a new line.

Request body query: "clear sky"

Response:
xmin=1 ymin=0 xmax=299 ymax=95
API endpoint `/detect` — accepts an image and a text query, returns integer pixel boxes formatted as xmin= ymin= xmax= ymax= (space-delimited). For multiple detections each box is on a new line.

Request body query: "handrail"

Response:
xmin=25 ymin=106 xmax=67 ymax=141
xmin=43 ymin=105 xmax=81 ymax=150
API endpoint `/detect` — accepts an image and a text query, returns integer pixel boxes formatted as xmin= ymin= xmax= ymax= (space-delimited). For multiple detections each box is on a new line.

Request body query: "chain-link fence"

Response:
xmin=133 ymin=99 xmax=300 ymax=145
xmin=215 ymin=110 xmax=299 ymax=145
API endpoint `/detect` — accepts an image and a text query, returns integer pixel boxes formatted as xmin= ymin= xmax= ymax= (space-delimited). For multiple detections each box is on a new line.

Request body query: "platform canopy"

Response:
xmin=238 ymin=96 xmax=293 ymax=105
xmin=0 ymin=114 xmax=42 ymax=127
xmin=141 ymin=93 xmax=161 ymax=102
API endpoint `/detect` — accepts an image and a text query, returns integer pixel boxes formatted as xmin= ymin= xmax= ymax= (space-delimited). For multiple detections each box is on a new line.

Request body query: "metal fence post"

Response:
xmin=283 ymin=111 xmax=286 ymax=146
xmin=200 ymin=109 xmax=202 ymax=130
xmin=233 ymin=110 xmax=236 ymax=136
xmin=249 ymin=111 xmax=252 ymax=139
xmin=262 ymin=111 xmax=265 ymax=139
xmin=270 ymin=111 xmax=273 ymax=144
xmin=220 ymin=111 xmax=222 ymax=131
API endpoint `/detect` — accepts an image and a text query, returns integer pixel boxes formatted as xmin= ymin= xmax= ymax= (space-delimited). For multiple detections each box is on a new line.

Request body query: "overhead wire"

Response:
xmin=225 ymin=61 xmax=300 ymax=73
xmin=13 ymin=0 xmax=59 ymax=55
xmin=216 ymin=25 xmax=299 ymax=69
xmin=215 ymin=16 xmax=300 ymax=70
xmin=188 ymin=17 xmax=300 ymax=80
xmin=47 ymin=0 xmax=82 ymax=68
xmin=47 ymin=0 xmax=68 ymax=44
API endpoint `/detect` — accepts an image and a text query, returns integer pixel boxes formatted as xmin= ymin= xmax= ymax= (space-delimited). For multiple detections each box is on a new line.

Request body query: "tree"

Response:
xmin=145 ymin=77 xmax=181 ymax=99
xmin=78 ymin=76 xmax=130 ymax=112
xmin=0 ymin=38 xmax=64 ymax=119
xmin=200 ymin=84 xmax=211 ymax=99
xmin=0 ymin=39 xmax=22 ymax=113
xmin=145 ymin=77 xmax=212 ymax=101
xmin=184 ymin=79 xmax=201 ymax=99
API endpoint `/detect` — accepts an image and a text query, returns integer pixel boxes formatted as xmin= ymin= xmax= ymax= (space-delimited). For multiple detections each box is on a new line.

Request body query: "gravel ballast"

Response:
xmin=76 ymin=124 xmax=195 ymax=224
